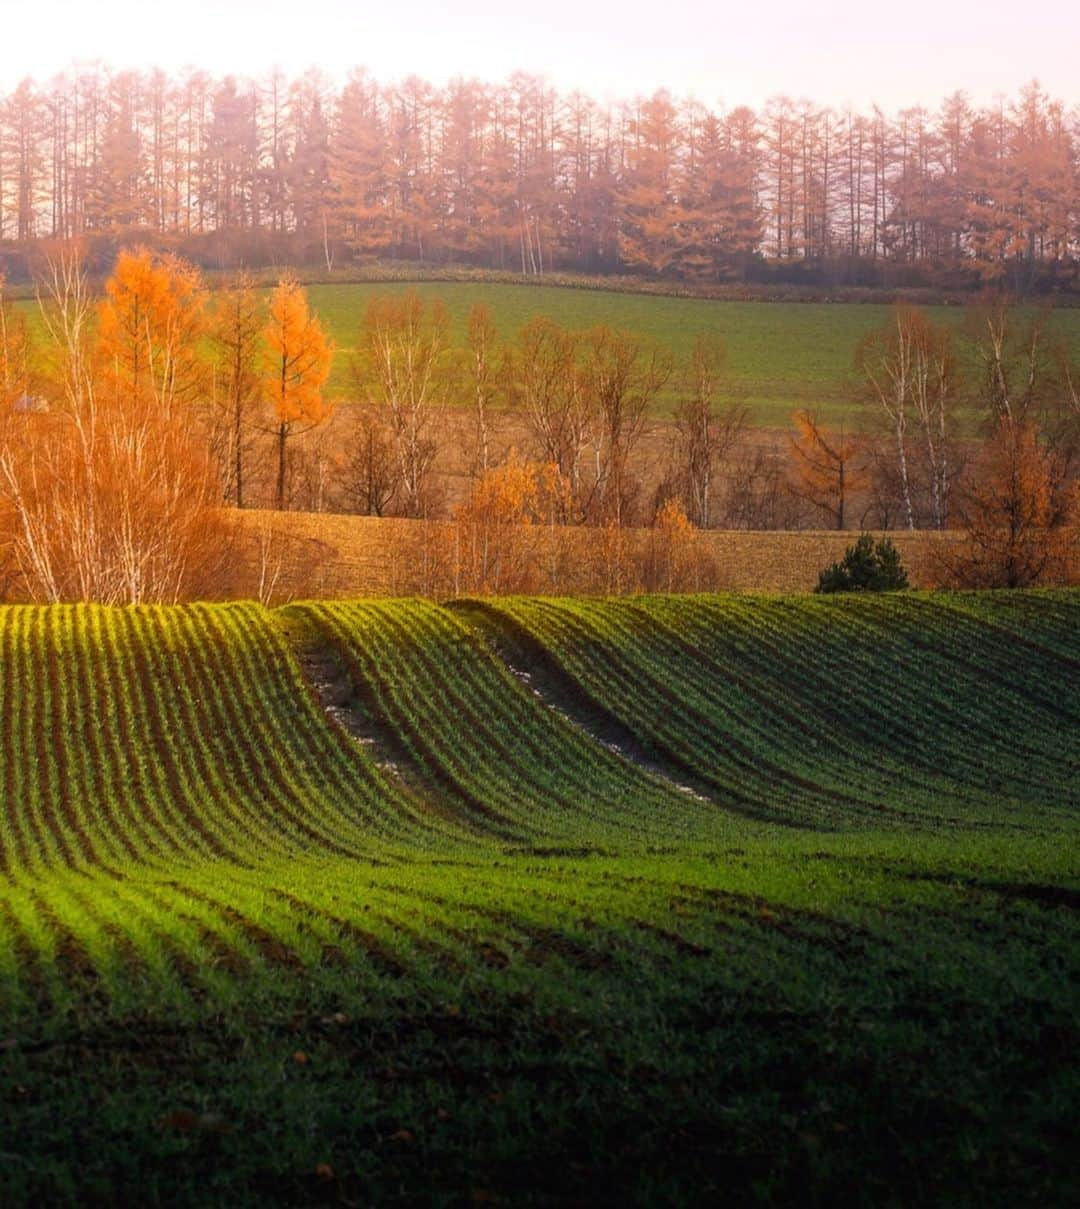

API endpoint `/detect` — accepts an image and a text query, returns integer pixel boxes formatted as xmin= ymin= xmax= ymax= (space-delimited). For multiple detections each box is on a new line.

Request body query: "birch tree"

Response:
xmin=355 ymin=290 xmax=445 ymax=518
xmin=670 ymin=334 xmax=746 ymax=528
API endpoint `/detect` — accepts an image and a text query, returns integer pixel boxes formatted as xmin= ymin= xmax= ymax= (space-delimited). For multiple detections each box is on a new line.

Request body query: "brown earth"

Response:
xmin=218 ymin=508 xmax=964 ymax=603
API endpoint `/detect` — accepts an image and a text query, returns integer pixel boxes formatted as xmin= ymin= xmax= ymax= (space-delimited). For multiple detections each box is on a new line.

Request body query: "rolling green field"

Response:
xmin=15 ymin=278 xmax=1080 ymax=424
xmin=0 ymin=592 xmax=1078 ymax=1205
xmin=300 ymin=282 xmax=1080 ymax=424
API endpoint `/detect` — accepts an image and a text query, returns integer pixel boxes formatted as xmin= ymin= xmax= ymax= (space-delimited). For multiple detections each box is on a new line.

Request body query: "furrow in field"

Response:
xmin=474 ymin=596 xmax=870 ymax=827
xmin=681 ymin=594 xmax=1076 ymax=812
xmin=634 ymin=594 xmax=1052 ymax=822
xmin=289 ymin=599 xmax=721 ymax=846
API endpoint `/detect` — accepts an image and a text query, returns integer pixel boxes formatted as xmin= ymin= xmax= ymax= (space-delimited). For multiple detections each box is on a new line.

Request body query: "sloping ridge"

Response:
xmin=0 ymin=603 xmax=448 ymax=877
xmin=2 ymin=589 xmax=1076 ymax=883
xmin=450 ymin=598 xmax=717 ymax=805
xmin=457 ymin=591 xmax=1080 ymax=831
xmin=283 ymin=600 xmax=721 ymax=848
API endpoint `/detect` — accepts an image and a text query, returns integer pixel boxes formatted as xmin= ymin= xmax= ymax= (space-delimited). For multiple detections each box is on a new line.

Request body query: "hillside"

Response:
xmin=17 ymin=280 xmax=1080 ymax=426
xmin=220 ymin=508 xmax=968 ymax=599
xmin=279 ymin=282 xmax=1080 ymax=425
xmin=0 ymin=591 xmax=1077 ymax=1205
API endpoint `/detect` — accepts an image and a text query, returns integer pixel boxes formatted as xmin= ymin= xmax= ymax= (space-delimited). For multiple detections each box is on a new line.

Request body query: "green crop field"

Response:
xmin=0 ymin=592 xmax=1078 ymax=1206
xmin=15 ymin=278 xmax=1080 ymax=425
xmin=300 ymin=282 xmax=1080 ymax=424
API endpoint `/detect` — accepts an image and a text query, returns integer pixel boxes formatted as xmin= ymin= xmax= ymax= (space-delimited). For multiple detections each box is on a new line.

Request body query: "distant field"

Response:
xmin=302 ymin=282 xmax=1080 ymax=425
xmin=15 ymin=278 xmax=1080 ymax=426
xmin=0 ymin=592 xmax=1077 ymax=1205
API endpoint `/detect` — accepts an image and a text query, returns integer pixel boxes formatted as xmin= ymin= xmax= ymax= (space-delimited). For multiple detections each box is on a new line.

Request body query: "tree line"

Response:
xmin=1 ymin=246 xmax=1077 ymax=602
xmin=0 ymin=69 xmax=1077 ymax=290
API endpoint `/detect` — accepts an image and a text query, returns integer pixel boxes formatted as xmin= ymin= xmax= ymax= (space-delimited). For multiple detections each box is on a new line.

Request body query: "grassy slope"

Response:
xmin=0 ymin=592 xmax=1077 ymax=1207
xmin=18 ymin=279 xmax=1080 ymax=425
xmin=461 ymin=591 xmax=1079 ymax=830
xmin=302 ymin=282 xmax=1080 ymax=424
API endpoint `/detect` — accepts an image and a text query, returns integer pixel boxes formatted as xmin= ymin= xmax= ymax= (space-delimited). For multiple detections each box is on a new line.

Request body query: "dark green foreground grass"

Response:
xmin=3 ymin=837 xmax=1077 ymax=1208
xmin=0 ymin=593 xmax=1077 ymax=1206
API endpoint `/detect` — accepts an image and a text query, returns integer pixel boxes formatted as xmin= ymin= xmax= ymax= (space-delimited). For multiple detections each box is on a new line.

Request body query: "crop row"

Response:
xmin=472 ymin=590 xmax=1079 ymax=831
xmin=0 ymin=603 xmax=469 ymax=880
xmin=0 ymin=590 xmax=1076 ymax=1026
xmin=289 ymin=599 xmax=723 ymax=847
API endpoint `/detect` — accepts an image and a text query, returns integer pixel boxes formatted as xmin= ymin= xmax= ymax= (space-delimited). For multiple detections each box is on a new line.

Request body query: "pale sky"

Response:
xmin=0 ymin=0 xmax=1075 ymax=111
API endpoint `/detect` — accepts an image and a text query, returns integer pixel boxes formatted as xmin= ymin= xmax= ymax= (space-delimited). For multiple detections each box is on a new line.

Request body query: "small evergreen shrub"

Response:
xmin=815 ymin=534 xmax=909 ymax=593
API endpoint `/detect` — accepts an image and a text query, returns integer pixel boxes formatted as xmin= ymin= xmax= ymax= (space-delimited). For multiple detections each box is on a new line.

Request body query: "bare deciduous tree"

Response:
xmin=459 ymin=303 xmax=505 ymax=480
xmin=580 ymin=325 xmax=670 ymax=526
xmin=669 ymin=333 xmax=746 ymax=528
xmin=858 ymin=306 xmax=959 ymax=530
xmin=513 ymin=317 xmax=591 ymax=521
xmin=355 ymin=290 xmax=446 ymax=518
xmin=341 ymin=405 xmax=399 ymax=516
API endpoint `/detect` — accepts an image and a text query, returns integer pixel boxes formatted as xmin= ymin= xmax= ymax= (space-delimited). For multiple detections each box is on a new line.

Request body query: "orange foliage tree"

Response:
xmin=97 ymin=247 xmax=208 ymax=412
xmin=453 ymin=452 xmax=543 ymax=594
xmin=788 ymin=409 xmax=868 ymax=530
xmin=641 ymin=497 xmax=713 ymax=591
xmin=938 ymin=418 xmax=1076 ymax=588
xmin=211 ymin=272 xmax=265 ymax=508
xmin=0 ymin=247 xmax=223 ymax=603
xmin=263 ymin=276 xmax=334 ymax=510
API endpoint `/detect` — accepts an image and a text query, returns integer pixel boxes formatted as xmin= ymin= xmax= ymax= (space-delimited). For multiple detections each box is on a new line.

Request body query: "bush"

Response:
xmin=815 ymin=534 xmax=909 ymax=593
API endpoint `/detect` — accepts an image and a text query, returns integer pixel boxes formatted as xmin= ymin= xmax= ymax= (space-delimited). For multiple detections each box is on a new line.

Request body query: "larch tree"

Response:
xmin=211 ymin=272 xmax=264 ymax=508
xmin=642 ymin=497 xmax=709 ymax=593
xmin=0 ymin=69 xmax=1079 ymax=285
xmin=453 ymin=452 xmax=543 ymax=595
xmin=788 ymin=409 xmax=867 ymax=530
xmin=1 ymin=246 xmax=222 ymax=604
xmin=289 ymin=71 xmax=335 ymax=260
xmin=97 ymin=246 xmax=208 ymax=414
xmin=86 ymin=73 xmax=152 ymax=231
xmin=331 ymin=70 xmax=391 ymax=257
xmin=263 ymin=276 xmax=334 ymax=511
xmin=619 ymin=90 xmax=681 ymax=274
xmin=940 ymin=417 xmax=1075 ymax=588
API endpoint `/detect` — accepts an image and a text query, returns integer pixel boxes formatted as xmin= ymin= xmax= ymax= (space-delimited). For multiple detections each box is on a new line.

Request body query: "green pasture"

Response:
xmin=303 ymin=282 xmax=1080 ymax=424
xmin=15 ymin=278 xmax=1080 ymax=426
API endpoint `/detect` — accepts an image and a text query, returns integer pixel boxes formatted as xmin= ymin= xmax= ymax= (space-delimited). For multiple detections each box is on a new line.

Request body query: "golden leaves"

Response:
xmin=263 ymin=276 xmax=334 ymax=428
